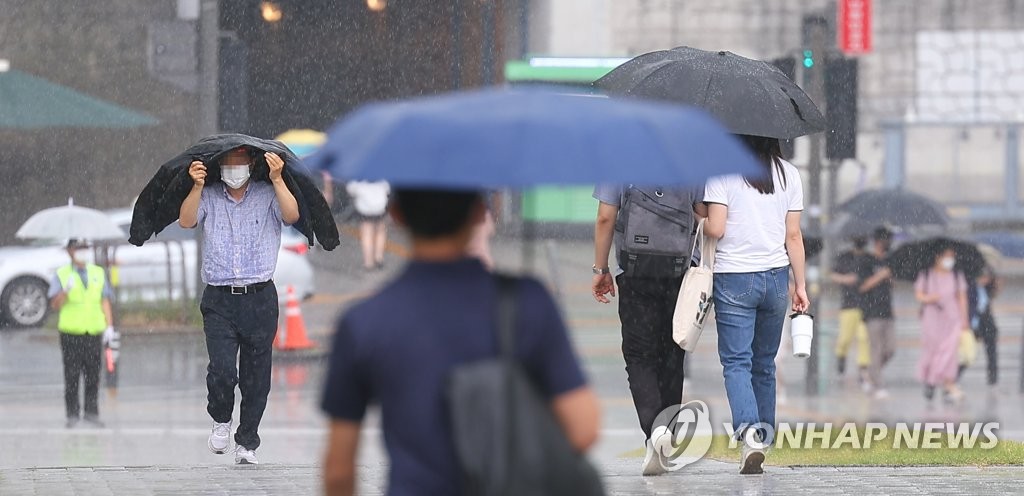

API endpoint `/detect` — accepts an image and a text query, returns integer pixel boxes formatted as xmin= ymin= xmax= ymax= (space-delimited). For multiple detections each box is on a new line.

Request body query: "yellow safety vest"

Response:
xmin=56 ymin=264 xmax=107 ymax=335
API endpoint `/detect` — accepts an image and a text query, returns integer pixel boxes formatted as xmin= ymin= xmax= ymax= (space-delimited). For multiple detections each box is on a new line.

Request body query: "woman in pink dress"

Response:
xmin=914 ymin=244 xmax=969 ymax=403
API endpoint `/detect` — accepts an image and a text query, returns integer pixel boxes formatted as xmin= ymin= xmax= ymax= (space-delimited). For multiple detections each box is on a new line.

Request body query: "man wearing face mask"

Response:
xmin=49 ymin=239 xmax=115 ymax=429
xmin=179 ymin=146 xmax=301 ymax=465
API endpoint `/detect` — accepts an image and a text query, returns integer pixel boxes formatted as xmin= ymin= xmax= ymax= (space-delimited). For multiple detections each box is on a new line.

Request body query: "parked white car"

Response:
xmin=0 ymin=208 xmax=315 ymax=328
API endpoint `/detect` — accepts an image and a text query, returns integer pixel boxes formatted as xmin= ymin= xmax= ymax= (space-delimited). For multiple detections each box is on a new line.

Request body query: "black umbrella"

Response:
xmin=835 ymin=188 xmax=948 ymax=230
xmin=887 ymin=237 xmax=985 ymax=281
xmin=593 ymin=46 xmax=826 ymax=139
xmin=804 ymin=236 xmax=823 ymax=260
xmin=827 ymin=215 xmax=879 ymax=239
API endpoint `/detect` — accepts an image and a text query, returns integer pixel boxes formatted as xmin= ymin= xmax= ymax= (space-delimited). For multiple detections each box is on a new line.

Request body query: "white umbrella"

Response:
xmin=15 ymin=198 xmax=125 ymax=241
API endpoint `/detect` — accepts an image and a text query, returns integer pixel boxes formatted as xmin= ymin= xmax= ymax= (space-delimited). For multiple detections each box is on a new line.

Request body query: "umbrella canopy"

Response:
xmin=306 ymin=87 xmax=762 ymax=188
xmin=835 ymin=188 xmax=949 ymax=232
xmin=826 ymin=214 xmax=945 ymax=240
xmin=887 ymin=237 xmax=985 ymax=280
xmin=275 ymin=128 xmax=326 ymax=158
xmin=0 ymin=66 xmax=159 ymax=129
xmin=593 ymin=46 xmax=826 ymax=139
xmin=16 ymin=199 xmax=125 ymax=241
xmin=826 ymin=213 xmax=880 ymax=239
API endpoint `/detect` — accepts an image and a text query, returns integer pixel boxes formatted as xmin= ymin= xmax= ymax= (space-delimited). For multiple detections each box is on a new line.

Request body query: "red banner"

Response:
xmin=838 ymin=0 xmax=872 ymax=54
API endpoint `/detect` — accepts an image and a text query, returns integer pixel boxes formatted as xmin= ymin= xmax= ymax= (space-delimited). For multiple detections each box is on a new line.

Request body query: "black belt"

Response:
xmin=208 ymin=280 xmax=273 ymax=295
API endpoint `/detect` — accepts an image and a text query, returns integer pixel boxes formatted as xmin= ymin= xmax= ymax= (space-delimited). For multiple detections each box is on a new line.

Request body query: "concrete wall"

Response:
xmin=0 ymin=0 xmax=198 ymax=242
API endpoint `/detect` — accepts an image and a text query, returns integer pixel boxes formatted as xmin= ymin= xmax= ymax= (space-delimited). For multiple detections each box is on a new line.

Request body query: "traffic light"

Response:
xmin=825 ymin=57 xmax=858 ymax=160
xmin=218 ymin=36 xmax=250 ymax=133
xmin=802 ymin=50 xmax=815 ymax=68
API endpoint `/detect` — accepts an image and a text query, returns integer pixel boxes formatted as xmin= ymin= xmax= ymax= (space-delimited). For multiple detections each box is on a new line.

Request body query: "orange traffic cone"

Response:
xmin=276 ymin=285 xmax=315 ymax=350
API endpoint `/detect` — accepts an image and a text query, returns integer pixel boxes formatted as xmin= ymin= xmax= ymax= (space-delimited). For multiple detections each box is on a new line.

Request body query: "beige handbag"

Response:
xmin=672 ymin=218 xmax=717 ymax=352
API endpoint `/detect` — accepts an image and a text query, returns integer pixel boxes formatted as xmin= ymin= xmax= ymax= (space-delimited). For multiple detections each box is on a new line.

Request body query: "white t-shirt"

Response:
xmin=346 ymin=181 xmax=391 ymax=216
xmin=703 ymin=159 xmax=803 ymax=273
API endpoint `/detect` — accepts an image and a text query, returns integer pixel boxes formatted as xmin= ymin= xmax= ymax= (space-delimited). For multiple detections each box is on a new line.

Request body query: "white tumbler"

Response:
xmin=790 ymin=312 xmax=814 ymax=358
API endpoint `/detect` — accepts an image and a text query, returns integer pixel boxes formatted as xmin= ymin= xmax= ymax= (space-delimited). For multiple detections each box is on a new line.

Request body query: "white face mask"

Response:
xmin=941 ymin=257 xmax=956 ymax=270
xmin=221 ymin=165 xmax=250 ymax=189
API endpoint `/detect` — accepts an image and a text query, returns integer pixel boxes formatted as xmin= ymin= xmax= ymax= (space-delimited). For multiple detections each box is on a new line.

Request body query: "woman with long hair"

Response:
xmin=697 ymin=135 xmax=809 ymax=474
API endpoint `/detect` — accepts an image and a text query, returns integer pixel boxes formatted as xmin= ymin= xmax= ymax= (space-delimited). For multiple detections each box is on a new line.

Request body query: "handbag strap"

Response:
xmin=690 ymin=218 xmax=705 ymax=258
xmin=690 ymin=218 xmax=717 ymax=270
xmin=700 ymin=226 xmax=717 ymax=270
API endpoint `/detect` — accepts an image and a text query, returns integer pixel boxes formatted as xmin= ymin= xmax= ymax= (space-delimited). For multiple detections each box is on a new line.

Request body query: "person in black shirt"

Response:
xmin=967 ymin=265 xmax=1000 ymax=386
xmin=830 ymin=237 xmax=873 ymax=387
xmin=858 ymin=227 xmax=896 ymax=399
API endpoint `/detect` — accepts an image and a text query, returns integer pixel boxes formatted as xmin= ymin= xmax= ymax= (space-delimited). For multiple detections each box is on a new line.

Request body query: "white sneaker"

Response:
xmin=208 ymin=421 xmax=232 ymax=454
xmin=740 ymin=444 xmax=765 ymax=474
xmin=641 ymin=437 xmax=668 ymax=476
xmin=873 ymin=388 xmax=890 ymax=400
xmin=235 ymin=445 xmax=258 ymax=465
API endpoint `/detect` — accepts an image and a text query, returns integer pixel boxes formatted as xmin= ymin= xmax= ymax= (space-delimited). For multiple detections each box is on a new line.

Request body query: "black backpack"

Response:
xmin=615 ymin=186 xmax=697 ymax=278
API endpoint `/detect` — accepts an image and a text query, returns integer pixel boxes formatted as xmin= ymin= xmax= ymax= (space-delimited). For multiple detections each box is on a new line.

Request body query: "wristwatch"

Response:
xmin=592 ymin=265 xmax=611 ymax=275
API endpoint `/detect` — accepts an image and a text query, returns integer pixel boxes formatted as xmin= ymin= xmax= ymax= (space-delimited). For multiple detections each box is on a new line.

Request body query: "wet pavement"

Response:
xmin=2 ymin=232 xmax=1023 ymax=494
xmin=5 ymin=460 xmax=1024 ymax=495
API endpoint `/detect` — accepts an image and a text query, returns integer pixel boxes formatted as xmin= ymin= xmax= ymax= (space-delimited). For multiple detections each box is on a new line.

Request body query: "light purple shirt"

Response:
xmin=197 ymin=182 xmax=283 ymax=286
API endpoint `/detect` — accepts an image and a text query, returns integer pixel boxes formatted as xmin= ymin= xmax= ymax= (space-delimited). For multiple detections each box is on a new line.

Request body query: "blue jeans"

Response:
xmin=713 ymin=268 xmax=789 ymax=438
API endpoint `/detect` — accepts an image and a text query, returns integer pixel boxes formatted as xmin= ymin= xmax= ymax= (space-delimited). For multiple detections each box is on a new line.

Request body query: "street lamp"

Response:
xmin=261 ymin=1 xmax=283 ymax=22
xmin=367 ymin=0 xmax=386 ymax=12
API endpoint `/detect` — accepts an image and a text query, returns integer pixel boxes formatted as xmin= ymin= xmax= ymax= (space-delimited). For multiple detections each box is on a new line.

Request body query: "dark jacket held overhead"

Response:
xmin=130 ymin=133 xmax=340 ymax=250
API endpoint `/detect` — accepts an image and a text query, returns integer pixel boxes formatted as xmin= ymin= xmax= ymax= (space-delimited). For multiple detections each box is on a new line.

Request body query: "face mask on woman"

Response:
xmin=940 ymin=256 xmax=956 ymax=271
xmin=221 ymin=165 xmax=250 ymax=189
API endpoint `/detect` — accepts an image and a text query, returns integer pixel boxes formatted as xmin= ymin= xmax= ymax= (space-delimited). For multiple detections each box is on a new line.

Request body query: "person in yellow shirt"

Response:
xmin=48 ymin=239 xmax=115 ymax=428
xmin=830 ymin=237 xmax=873 ymax=388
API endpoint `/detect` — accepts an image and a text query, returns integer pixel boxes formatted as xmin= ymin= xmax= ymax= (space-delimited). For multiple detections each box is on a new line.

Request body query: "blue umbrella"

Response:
xmin=305 ymin=87 xmax=761 ymax=188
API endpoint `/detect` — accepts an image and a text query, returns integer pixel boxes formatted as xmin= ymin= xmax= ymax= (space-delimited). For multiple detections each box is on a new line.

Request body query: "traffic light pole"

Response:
xmin=804 ymin=16 xmax=828 ymax=397
xmin=196 ymin=0 xmax=219 ymax=303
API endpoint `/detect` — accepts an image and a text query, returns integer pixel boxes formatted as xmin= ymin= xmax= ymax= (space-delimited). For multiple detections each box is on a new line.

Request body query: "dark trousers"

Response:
xmin=60 ymin=333 xmax=102 ymax=419
xmin=617 ymin=275 xmax=687 ymax=439
xmin=201 ymin=284 xmax=278 ymax=450
xmin=975 ymin=312 xmax=999 ymax=385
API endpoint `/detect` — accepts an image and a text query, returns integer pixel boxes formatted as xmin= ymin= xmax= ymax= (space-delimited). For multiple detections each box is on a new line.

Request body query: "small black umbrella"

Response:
xmin=804 ymin=236 xmax=824 ymax=260
xmin=593 ymin=46 xmax=826 ymax=139
xmin=887 ymin=237 xmax=985 ymax=281
xmin=835 ymin=188 xmax=948 ymax=231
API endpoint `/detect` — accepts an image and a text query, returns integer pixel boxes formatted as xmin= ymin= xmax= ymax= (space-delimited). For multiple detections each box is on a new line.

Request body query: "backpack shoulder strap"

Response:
xmin=614 ymin=186 xmax=632 ymax=233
